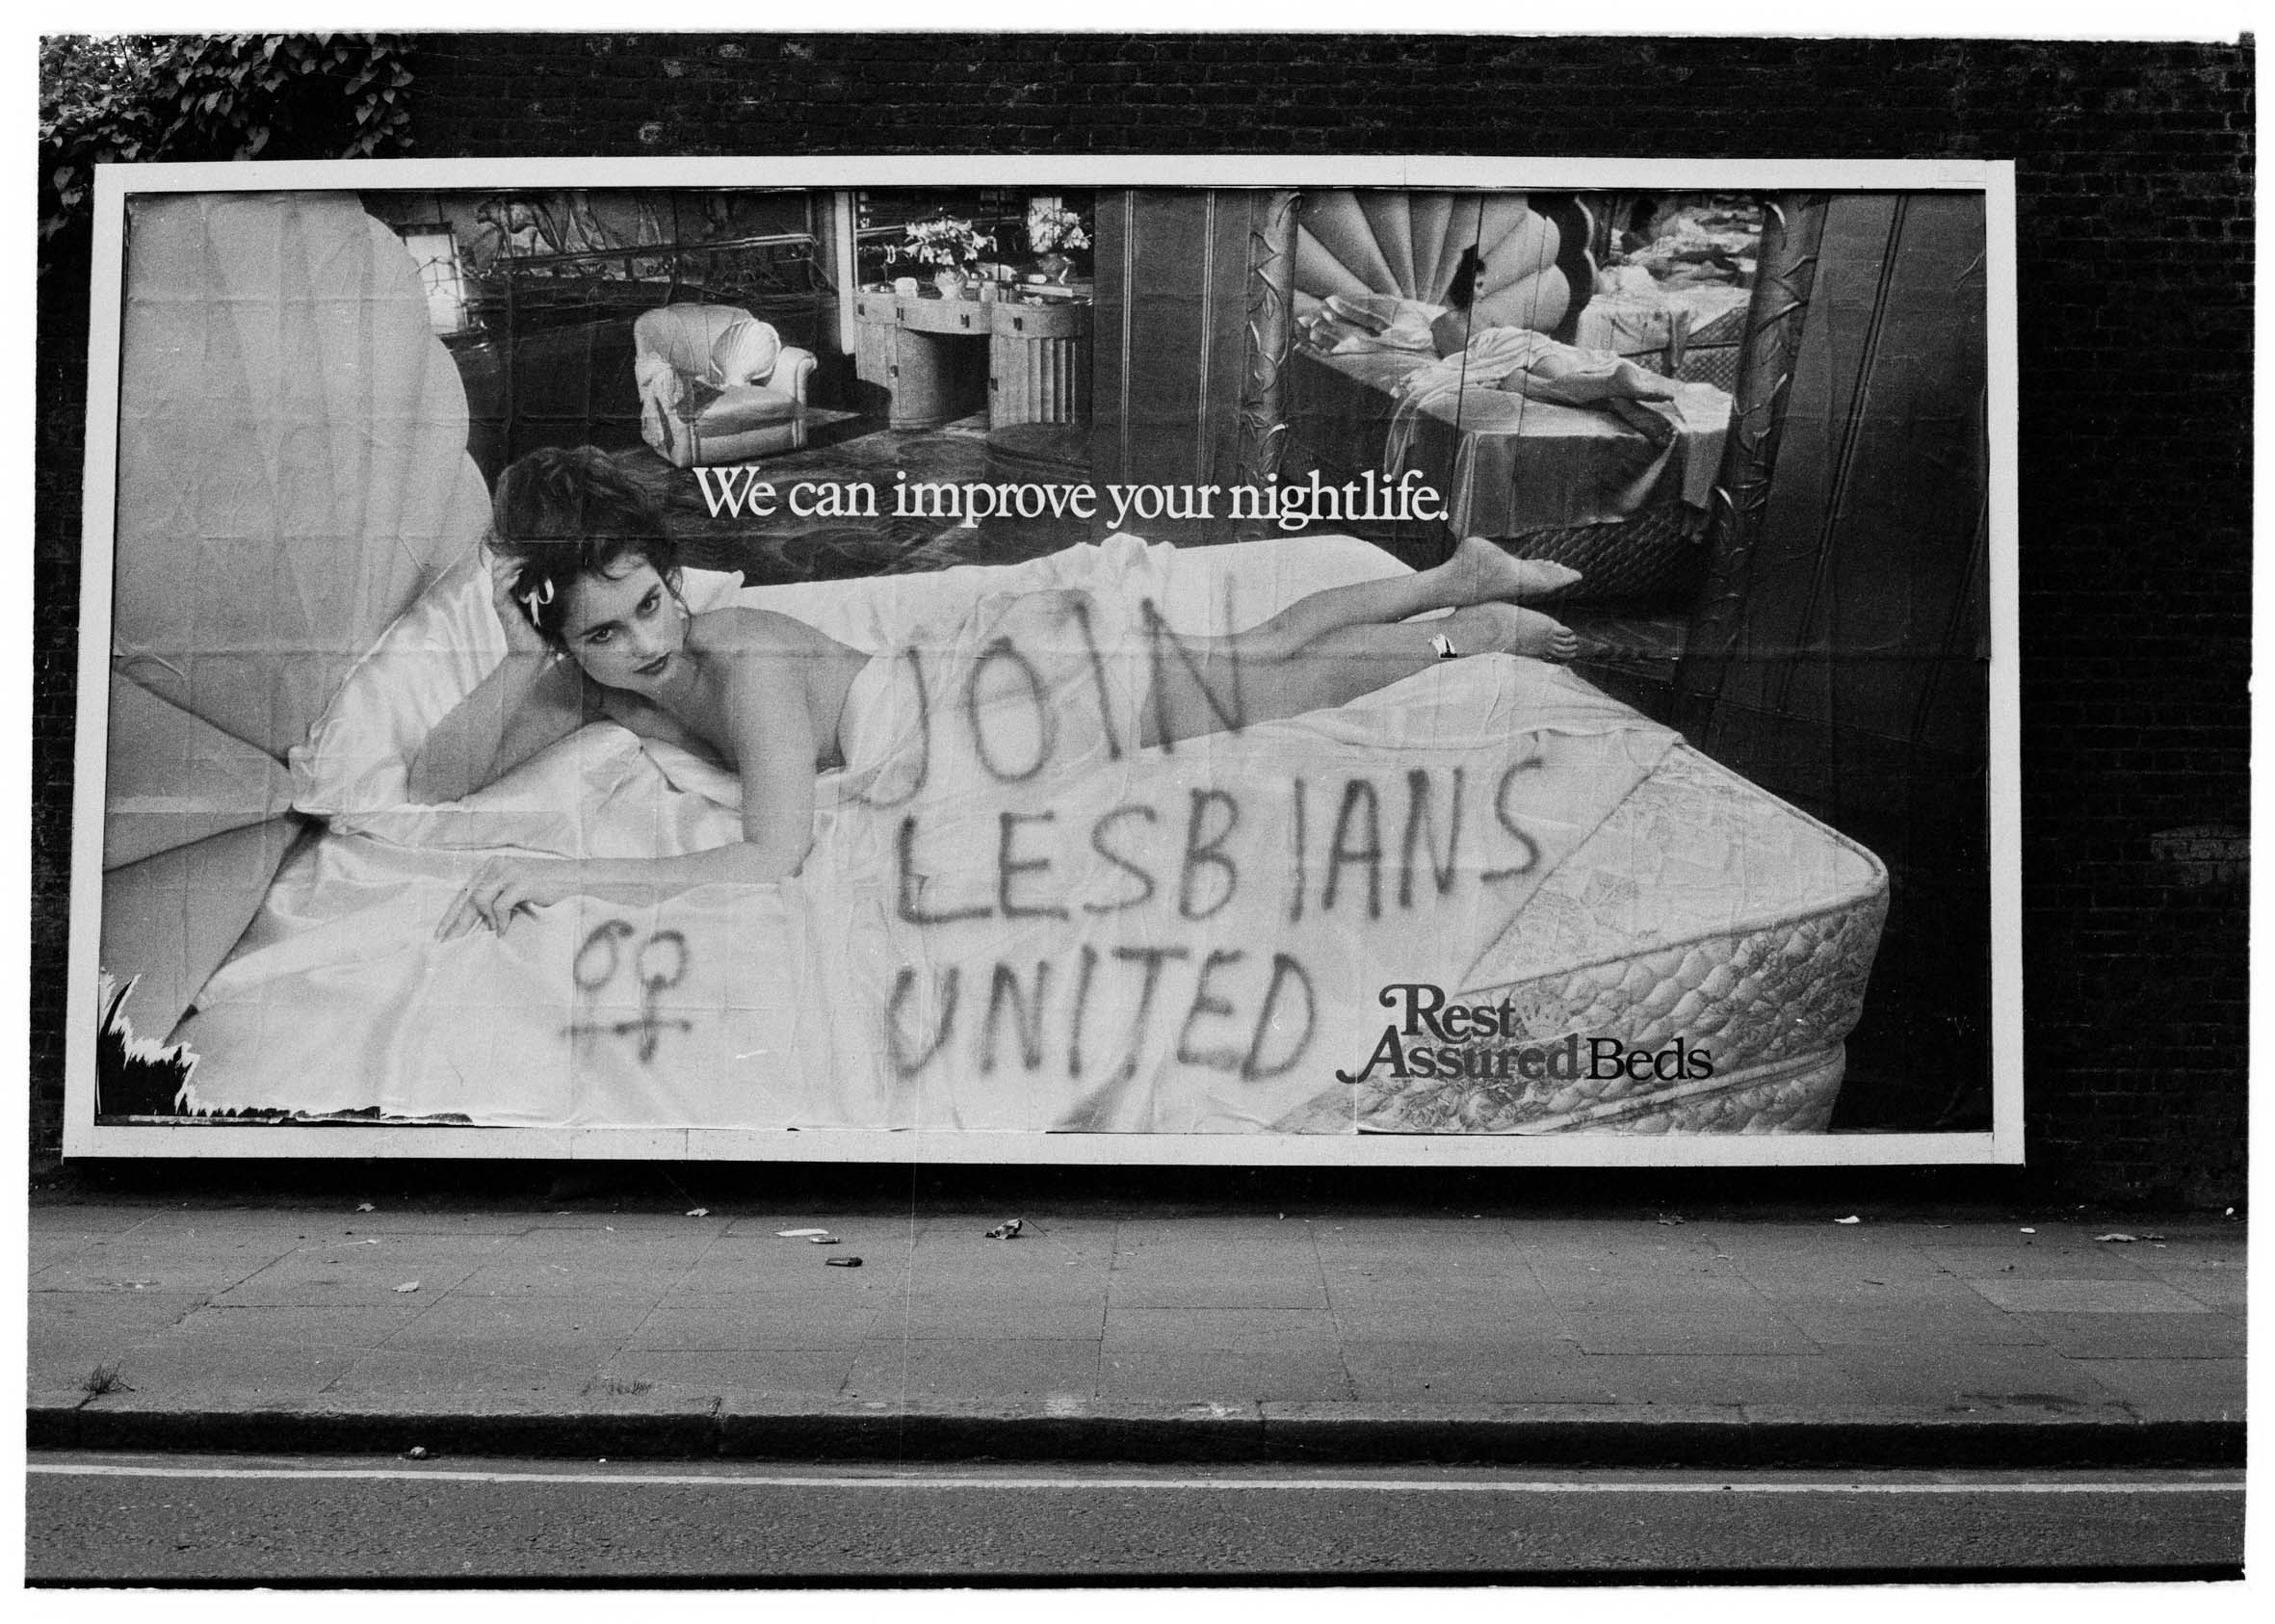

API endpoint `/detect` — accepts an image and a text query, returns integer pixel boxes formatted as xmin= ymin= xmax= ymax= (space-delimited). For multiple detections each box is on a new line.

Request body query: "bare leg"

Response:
xmin=1233 ymin=537 xmax=1581 ymax=662
xmin=1141 ymin=603 xmax=1577 ymax=747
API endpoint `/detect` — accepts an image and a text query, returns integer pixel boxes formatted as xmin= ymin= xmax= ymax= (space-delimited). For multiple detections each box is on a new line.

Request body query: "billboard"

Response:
xmin=67 ymin=157 xmax=2018 ymax=1165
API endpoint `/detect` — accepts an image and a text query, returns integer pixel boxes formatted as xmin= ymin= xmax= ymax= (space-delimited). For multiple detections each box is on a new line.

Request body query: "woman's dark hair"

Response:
xmin=490 ymin=446 xmax=682 ymax=650
xmin=1444 ymin=246 xmax=1486 ymax=314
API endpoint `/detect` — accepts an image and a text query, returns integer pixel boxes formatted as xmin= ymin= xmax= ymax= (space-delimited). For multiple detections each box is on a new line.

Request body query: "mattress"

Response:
xmin=1277 ymin=743 xmax=1888 ymax=1135
xmin=1574 ymin=285 xmax=1750 ymax=392
xmin=1283 ymin=350 xmax=1729 ymax=609
xmin=163 ymin=729 xmax=1884 ymax=1138
xmin=1289 ymin=349 xmax=1715 ymax=537
xmin=1686 ymin=300 xmax=1751 ymax=350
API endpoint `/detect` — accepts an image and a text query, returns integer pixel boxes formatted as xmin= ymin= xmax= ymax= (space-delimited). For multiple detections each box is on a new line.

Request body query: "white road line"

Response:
xmin=26 ymin=1463 xmax=2242 ymax=1494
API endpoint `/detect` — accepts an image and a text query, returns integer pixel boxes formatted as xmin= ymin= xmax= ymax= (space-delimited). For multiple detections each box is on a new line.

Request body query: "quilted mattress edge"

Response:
xmin=1336 ymin=744 xmax=1889 ymax=1136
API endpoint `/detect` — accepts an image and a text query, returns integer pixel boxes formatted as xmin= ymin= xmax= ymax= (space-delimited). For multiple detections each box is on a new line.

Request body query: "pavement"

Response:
xmin=26 ymin=1198 xmax=2245 ymax=1467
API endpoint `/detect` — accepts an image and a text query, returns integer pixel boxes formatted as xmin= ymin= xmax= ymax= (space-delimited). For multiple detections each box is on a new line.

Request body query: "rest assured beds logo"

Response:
xmin=1334 ymin=982 xmax=1713 ymax=1086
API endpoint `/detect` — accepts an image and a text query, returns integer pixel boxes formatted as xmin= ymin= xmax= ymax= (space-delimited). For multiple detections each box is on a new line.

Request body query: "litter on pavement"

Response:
xmin=824 ymin=1256 xmax=863 ymax=1268
xmin=776 ymin=1228 xmax=831 ymax=1238
xmin=985 ymin=1218 xmax=1025 ymax=1240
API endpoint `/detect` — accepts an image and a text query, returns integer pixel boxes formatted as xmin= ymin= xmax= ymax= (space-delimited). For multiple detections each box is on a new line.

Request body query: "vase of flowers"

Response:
xmin=894 ymin=215 xmax=995 ymax=296
xmin=1026 ymin=200 xmax=1092 ymax=282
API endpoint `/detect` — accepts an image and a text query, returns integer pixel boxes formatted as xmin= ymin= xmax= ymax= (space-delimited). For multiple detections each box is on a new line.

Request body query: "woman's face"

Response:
xmin=559 ymin=559 xmax=687 ymax=691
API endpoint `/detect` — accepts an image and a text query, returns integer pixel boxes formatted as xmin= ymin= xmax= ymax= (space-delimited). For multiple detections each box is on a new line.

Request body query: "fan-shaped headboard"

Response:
xmin=1293 ymin=190 xmax=1595 ymax=338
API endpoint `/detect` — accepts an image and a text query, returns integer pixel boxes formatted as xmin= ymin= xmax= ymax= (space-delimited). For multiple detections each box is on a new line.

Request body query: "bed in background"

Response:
xmin=1577 ymin=275 xmax=1754 ymax=392
xmin=1283 ymin=191 xmax=1736 ymax=602
xmin=94 ymin=188 xmax=1886 ymax=1143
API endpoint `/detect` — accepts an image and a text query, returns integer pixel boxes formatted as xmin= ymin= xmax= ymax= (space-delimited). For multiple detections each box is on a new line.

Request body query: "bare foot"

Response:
xmin=1450 ymin=602 xmax=1581 ymax=663
xmin=1443 ymin=535 xmax=1584 ymax=604
xmin=1611 ymin=357 xmax=1679 ymax=401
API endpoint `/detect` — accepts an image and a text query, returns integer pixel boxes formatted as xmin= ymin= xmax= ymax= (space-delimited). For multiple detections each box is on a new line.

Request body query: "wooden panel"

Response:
xmin=1091 ymin=189 xmax=1274 ymax=521
xmin=1706 ymin=193 xmax=1989 ymax=796
xmin=1674 ymin=192 xmax=1995 ymax=1131
xmin=988 ymin=301 xmax=1091 ymax=429
xmin=852 ymin=294 xmax=892 ymax=388
xmin=1091 ymin=189 xmax=1135 ymax=485
xmin=1123 ymin=189 xmax=1215 ymax=486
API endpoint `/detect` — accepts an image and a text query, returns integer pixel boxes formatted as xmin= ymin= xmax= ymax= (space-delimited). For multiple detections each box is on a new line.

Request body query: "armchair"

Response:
xmin=633 ymin=303 xmax=817 ymax=467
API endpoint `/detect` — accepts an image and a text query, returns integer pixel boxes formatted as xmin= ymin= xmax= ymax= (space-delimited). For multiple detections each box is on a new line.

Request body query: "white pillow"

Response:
xmin=712 ymin=318 xmax=783 ymax=387
xmin=288 ymin=546 xmax=746 ymax=829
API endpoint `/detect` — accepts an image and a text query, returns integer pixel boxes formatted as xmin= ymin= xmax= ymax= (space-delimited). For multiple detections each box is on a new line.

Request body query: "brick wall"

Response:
xmin=33 ymin=34 xmax=2252 ymax=1201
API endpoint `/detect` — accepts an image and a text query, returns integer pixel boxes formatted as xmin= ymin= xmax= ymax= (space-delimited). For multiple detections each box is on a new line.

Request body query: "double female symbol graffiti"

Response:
xmin=564 ymin=919 xmax=693 ymax=1064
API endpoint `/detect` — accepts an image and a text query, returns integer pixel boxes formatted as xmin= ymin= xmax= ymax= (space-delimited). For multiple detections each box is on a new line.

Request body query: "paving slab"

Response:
xmin=609 ymin=1349 xmax=858 ymax=1399
xmin=172 ymin=1300 xmax=437 ymax=1346
xmin=1823 ymin=1345 xmax=2127 ymax=1408
xmin=28 ymin=1233 xmax=119 ymax=1271
xmin=671 ymin=1235 xmax=914 ymax=1295
xmin=1768 ymin=1300 xmax=2052 ymax=1347
xmin=450 ymin=1230 xmax=718 ymax=1297
xmin=846 ymin=1338 xmax=1103 ymax=1400
xmin=1964 ymin=1276 xmax=2216 ymax=1314
xmin=889 ymin=1238 xmax=1117 ymax=1280
xmin=2152 ymin=1266 xmax=2247 ymax=1311
xmin=72 ymin=1338 xmax=369 ymax=1407
xmin=326 ymin=1345 xmax=628 ymax=1401
xmin=1574 ymin=1354 xmax=1875 ymax=1407
xmin=1923 ymin=1244 xmax=2167 ymax=1281
xmin=875 ymin=1293 xmax=1110 ymax=1341
xmin=1105 ymin=1276 xmax=1329 ymax=1310
xmin=28 ymin=1288 xmax=209 ymax=1339
xmin=1104 ymin=1305 xmax=1344 ymax=1346
xmin=212 ymin=1239 xmax=512 ymax=1305
xmin=30 ymin=1205 xmax=175 ymax=1234
xmin=628 ymin=1300 xmax=893 ymax=1352
xmin=2140 ymin=1244 xmax=2248 ymax=1270
xmin=33 ymin=1241 xmax=299 ymax=1296
xmin=1323 ymin=1299 xmax=1576 ymax=1342
xmin=1100 ymin=1348 xmax=1355 ymax=1403
xmin=376 ymin=1295 xmax=659 ymax=1346
xmin=1562 ymin=1307 xmax=1817 ymax=1357
xmin=2011 ymin=1311 xmax=2246 ymax=1358
xmin=1526 ymin=1250 xmax=1739 ymax=1283
xmin=1338 ymin=1342 xmax=1611 ymax=1403
xmin=1105 ymin=1236 xmax=1329 ymax=1309
xmin=144 ymin=1209 xmax=542 ymax=1237
xmin=2071 ymin=1358 xmax=2248 ymax=1418
xmin=1727 ymin=1254 xmax=1971 ymax=1291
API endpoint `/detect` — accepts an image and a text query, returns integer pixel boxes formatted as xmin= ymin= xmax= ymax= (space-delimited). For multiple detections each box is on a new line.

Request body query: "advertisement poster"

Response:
xmin=67 ymin=157 xmax=2018 ymax=1165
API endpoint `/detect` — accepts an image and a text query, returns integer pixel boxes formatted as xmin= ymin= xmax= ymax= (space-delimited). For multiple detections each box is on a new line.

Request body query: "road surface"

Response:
xmin=27 ymin=1452 xmax=2244 ymax=1584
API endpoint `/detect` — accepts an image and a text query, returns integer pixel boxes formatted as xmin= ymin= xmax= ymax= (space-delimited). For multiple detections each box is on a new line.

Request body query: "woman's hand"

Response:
xmin=436 ymin=855 xmax=583 ymax=941
xmin=486 ymin=543 xmax=555 ymax=659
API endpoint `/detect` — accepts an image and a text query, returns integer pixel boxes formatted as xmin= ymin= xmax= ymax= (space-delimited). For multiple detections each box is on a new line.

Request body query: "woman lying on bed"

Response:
xmin=412 ymin=446 xmax=1585 ymax=940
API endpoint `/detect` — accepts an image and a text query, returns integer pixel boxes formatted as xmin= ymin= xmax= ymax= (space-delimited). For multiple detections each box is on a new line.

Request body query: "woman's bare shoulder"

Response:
xmin=688 ymin=604 xmax=850 ymax=659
